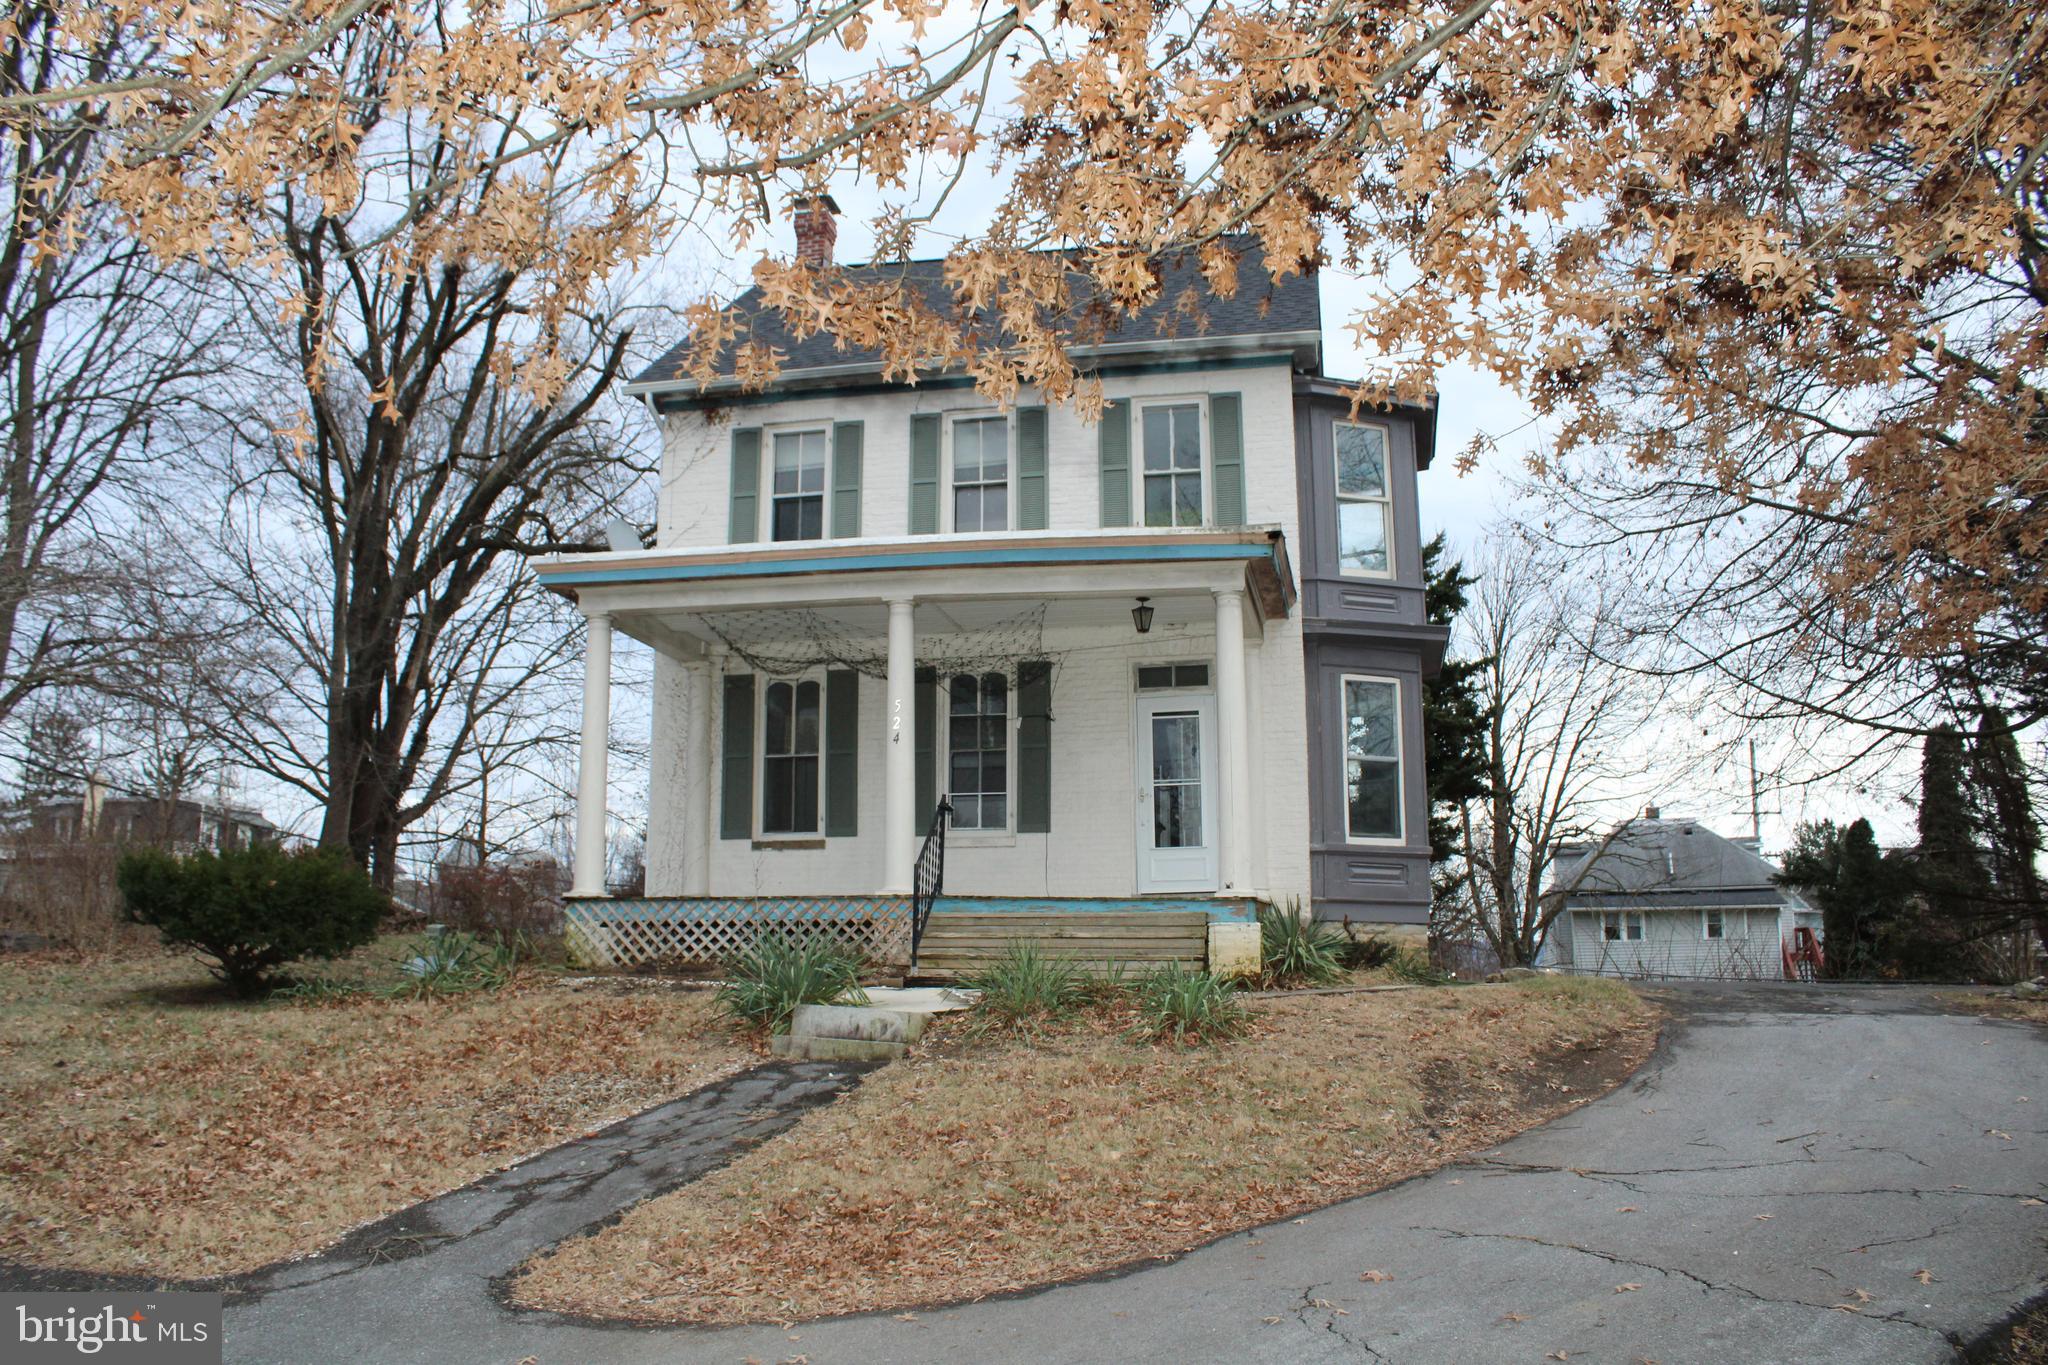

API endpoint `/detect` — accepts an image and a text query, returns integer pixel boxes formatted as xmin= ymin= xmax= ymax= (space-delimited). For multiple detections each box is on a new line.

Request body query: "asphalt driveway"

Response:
xmin=223 ymin=981 xmax=2046 ymax=1364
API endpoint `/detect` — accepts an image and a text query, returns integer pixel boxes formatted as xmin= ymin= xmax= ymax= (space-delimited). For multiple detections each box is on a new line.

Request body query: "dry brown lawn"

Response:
xmin=513 ymin=975 xmax=1657 ymax=1325
xmin=1944 ymin=989 xmax=2048 ymax=1024
xmin=0 ymin=945 xmax=748 ymax=1277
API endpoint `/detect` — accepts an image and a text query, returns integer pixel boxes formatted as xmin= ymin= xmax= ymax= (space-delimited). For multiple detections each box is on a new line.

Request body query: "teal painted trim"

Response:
xmin=651 ymin=354 xmax=1294 ymax=413
xmin=932 ymin=895 xmax=1256 ymax=923
xmin=541 ymin=540 xmax=1274 ymax=586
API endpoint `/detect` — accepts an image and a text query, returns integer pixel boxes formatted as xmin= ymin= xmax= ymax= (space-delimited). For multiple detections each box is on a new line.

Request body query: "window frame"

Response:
xmin=1339 ymin=672 xmax=1406 ymax=846
xmin=1133 ymin=661 xmax=1213 ymax=693
xmin=1702 ymin=907 xmax=1726 ymax=940
xmin=1333 ymin=419 xmax=1396 ymax=579
xmin=755 ymin=674 xmax=827 ymax=840
xmin=764 ymin=424 xmax=830 ymax=544
xmin=943 ymin=670 xmax=1014 ymax=833
xmin=945 ymin=411 xmax=1014 ymax=535
xmin=1133 ymin=395 xmax=1211 ymax=529
xmin=1601 ymin=910 xmax=1646 ymax=942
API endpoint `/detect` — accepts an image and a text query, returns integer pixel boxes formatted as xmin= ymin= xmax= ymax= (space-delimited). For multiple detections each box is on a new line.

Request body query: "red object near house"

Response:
xmin=1782 ymin=927 xmax=1824 ymax=981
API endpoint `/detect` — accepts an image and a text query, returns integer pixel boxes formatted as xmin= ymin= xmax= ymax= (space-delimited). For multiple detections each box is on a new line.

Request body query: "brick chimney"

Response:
xmin=792 ymin=194 xmax=841 ymax=267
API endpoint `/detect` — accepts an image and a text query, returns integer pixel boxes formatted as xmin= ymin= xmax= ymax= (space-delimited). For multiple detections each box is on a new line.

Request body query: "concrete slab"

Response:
xmin=769 ymin=1034 xmax=909 ymax=1063
xmin=793 ymin=1003 xmax=925 ymax=1043
xmin=856 ymin=985 xmax=982 ymax=1014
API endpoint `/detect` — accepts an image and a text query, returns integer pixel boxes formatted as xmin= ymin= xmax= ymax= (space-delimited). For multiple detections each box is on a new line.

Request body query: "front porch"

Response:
xmin=561 ymin=893 xmax=1260 ymax=977
xmin=535 ymin=526 xmax=1302 ymax=971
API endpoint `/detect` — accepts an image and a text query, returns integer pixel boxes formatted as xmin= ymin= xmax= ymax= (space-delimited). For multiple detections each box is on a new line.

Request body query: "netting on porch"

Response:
xmin=701 ymin=603 xmax=1060 ymax=680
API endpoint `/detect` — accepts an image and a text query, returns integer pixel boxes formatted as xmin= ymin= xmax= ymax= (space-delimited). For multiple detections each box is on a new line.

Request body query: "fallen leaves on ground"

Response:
xmin=1360 ymin=1269 xmax=1393 ymax=1283
xmin=0 ymin=948 xmax=748 ymax=1275
xmin=512 ymin=978 xmax=1656 ymax=1325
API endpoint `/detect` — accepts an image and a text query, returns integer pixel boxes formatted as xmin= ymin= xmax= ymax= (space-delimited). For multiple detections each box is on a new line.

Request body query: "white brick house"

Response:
xmin=536 ymin=211 xmax=1445 ymax=974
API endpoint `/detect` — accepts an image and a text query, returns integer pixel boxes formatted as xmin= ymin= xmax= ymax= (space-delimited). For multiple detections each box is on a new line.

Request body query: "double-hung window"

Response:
xmin=770 ymin=430 xmax=827 ymax=542
xmin=1703 ymin=907 xmax=1726 ymax=940
xmin=1334 ymin=422 xmax=1393 ymax=576
xmin=953 ymin=417 xmax=1009 ymax=532
xmin=1141 ymin=403 xmax=1204 ymax=527
xmin=761 ymin=679 xmax=821 ymax=834
xmin=1602 ymin=911 xmax=1645 ymax=941
xmin=1342 ymin=675 xmax=1403 ymax=841
xmin=947 ymin=672 xmax=1009 ymax=830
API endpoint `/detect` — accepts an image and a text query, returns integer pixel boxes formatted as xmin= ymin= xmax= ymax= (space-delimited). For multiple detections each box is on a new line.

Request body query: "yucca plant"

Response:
xmin=1257 ymin=900 xmax=1345 ymax=987
xmin=968 ymin=941 xmax=1088 ymax=1026
xmin=717 ymin=935 xmax=868 ymax=1033
xmin=1133 ymin=965 xmax=1249 ymax=1044
xmin=385 ymin=931 xmax=519 ymax=999
xmin=1385 ymin=945 xmax=1453 ymax=987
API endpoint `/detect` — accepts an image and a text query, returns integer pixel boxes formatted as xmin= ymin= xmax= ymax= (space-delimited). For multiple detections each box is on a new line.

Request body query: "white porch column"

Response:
xmin=684 ymin=656 xmax=714 ymax=895
xmin=1214 ymin=588 xmax=1253 ymax=893
xmin=882 ymin=596 xmax=917 ymax=894
xmin=571 ymin=610 xmax=613 ymax=898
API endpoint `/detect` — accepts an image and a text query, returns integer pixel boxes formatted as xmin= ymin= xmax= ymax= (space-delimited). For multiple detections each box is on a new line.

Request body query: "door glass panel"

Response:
xmin=1149 ymin=712 xmax=1204 ymax=850
xmin=1151 ymin=713 xmax=1199 ymax=782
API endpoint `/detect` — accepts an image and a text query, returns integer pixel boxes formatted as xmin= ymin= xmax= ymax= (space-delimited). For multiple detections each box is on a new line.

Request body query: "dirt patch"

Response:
xmin=1942 ymin=990 xmax=2048 ymax=1025
xmin=0 ymin=945 xmax=750 ymax=1278
xmin=510 ymin=975 xmax=1658 ymax=1326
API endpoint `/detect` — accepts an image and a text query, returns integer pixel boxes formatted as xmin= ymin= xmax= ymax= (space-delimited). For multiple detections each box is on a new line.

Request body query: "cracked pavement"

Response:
xmin=214 ymin=980 xmax=2041 ymax=1363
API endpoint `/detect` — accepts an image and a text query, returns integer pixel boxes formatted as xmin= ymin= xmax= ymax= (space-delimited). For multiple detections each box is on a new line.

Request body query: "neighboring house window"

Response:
xmin=953 ymin=416 xmax=1009 ymax=532
xmin=1335 ymin=422 xmax=1393 ymax=576
xmin=1342 ymin=675 xmax=1403 ymax=841
xmin=948 ymin=672 xmax=1009 ymax=831
xmin=1601 ymin=911 xmax=1646 ymax=941
xmin=1703 ymin=907 xmax=1725 ymax=939
xmin=1141 ymin=402 xmax=1204 ymax=527
xmin=770 ymin=429 xmax=827 ymax=542
xmin=761 ymin=679 xmax=821 ymax=834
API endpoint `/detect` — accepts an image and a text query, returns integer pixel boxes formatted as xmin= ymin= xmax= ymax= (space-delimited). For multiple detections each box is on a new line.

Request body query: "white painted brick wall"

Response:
xmin=642 ymin=360 xmax=1312 ymax=903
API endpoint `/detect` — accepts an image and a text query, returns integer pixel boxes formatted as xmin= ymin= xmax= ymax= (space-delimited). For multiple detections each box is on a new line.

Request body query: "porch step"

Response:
xmin=911 ymin=909 xmax=1208 ymax=982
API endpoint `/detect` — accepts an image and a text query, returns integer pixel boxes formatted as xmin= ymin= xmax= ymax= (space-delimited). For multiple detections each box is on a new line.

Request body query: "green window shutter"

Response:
xmin=1210 ymin=392 xmax=1245 ymax=526
xmin=909 ymin=413 xmax=941 ymax=534
xmin=728 ymin=428 xmax=762 ymax=544
xmin=1017 ymin=660 xmax=1053 ymax=833
xmin=824 ymin=669 xmax=858 ymax=836
xmin=914 ymin=667 xmax=937 ymax=827
xmin=831 ymin=421 xmax=863 ymax=538
xmin=1098 ymin=399 xmax=1131 ymax=527
xmin=719 ymin=674 xmax=755 ymax=840
xmin=1016 ymin=406 xmax=1049 ymax=530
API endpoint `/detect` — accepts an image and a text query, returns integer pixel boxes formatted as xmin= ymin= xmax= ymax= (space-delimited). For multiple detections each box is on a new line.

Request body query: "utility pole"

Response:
xmin=1750 ymin=738 xmax=1762 ymax=847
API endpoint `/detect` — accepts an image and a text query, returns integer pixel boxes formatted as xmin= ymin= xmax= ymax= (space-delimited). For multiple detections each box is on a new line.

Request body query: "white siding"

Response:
xmin=1562 ymin=907 xmax=1787 ymax=980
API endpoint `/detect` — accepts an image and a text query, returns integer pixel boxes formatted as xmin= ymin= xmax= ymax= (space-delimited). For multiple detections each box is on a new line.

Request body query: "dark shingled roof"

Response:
xmin=630 ymin=235 xmax=1323 ymax=392
xmin=1551 ymin=820 xmax=1809 ymax=910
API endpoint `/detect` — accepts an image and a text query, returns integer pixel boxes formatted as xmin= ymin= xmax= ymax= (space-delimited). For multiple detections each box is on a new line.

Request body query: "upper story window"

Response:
xmin=1141 ymin=403 xmax=1204 ymax=527
xmin=762 ymin=678 xmax=822 ymax=834
xmin=1334 ymin=422 xmax=1392 ymax=576
xmin=952 ymin=416 xmax=1009 ymax=533
xmin=947 ymin=672 xmax=1010 ymax=831
xmin=771 ymin=429 xmax=827 ymax=542
xmin=1342 ymin=674 xmax=1403 ymax=842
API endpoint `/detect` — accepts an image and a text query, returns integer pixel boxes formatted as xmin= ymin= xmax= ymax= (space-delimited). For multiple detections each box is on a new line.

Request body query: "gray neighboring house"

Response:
xmin=1540 ymin=809 xmax=1823 ymax=980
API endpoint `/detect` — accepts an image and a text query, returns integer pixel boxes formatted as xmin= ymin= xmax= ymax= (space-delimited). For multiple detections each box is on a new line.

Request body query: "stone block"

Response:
xmin=769 ymin=1033 xmax=909 ymax=1063
xmin=791 ymin=1003 xmax=925 ymax=1043
xmin=1208 ymin=921 xmax=1262 ymax=979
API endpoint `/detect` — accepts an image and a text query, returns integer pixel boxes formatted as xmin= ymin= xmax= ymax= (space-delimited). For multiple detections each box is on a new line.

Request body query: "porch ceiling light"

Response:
xmin=1131 ymin=596 xmax=1155 ymax=634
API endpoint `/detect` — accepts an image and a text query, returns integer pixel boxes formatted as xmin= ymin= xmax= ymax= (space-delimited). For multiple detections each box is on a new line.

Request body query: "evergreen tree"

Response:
xmin=1779 ymin=817 xmax=1911 ymax=979
xmin=1913 ymin=725 xmax=1987 ymax=967
xmin=1969 ymin=708 xmax=2046 ymax=949
xmin=1419 ymin=534 xmax=1490 ymax=916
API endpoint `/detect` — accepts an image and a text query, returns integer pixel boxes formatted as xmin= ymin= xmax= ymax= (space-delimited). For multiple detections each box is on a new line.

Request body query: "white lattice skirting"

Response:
xmin=563 ymin=896 xmax=913 ymax=969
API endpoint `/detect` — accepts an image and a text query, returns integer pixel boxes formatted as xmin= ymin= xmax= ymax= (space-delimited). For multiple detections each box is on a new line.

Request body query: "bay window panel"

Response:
xmin=1343 ymin=677 xmax=1404 ymax=841
xmin=1338 ymin=501 xmax=1390 ymax=574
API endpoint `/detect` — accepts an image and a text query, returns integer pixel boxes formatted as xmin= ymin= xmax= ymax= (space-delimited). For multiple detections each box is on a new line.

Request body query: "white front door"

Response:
xmin=1134 ymin=694 xmax=1220 ymax=893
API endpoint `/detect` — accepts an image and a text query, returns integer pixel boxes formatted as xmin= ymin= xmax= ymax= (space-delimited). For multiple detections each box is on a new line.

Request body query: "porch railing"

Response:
xmin=909 ymin=798 xmax=952 ymax=971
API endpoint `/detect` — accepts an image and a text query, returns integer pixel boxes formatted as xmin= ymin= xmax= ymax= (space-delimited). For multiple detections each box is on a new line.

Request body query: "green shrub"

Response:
xmin=117 ymin=844 xmax=387 ymax=998
xmin=1133 ymin=965 xmax=1249 ymax=1044
xmin=717 ymin=935 xmax=867 ymax=1033
xmin=1386 ymin=945 xmax=1453 ymax=986
xmin=1257 ymin=901 xmax=1345 ymax=987
xmin=968 ymin=942 xmax=1088 ymax=1026
xmin=385 ymin=931 xmax=519 ymax=999
xmin=1336 ymin=931 xmax=1399 ymax=972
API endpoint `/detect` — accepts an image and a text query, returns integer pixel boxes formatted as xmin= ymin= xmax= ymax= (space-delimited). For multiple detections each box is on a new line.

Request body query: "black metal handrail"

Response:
xmin=908 ymin=798 xmax=952 ymax=971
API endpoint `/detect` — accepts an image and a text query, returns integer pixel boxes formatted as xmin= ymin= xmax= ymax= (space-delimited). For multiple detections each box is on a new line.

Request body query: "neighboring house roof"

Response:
xmin=629 ymin=235 xmax=1325 ymax=397
xmin=1552 ymin=818 xmax=1810 ymax=911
